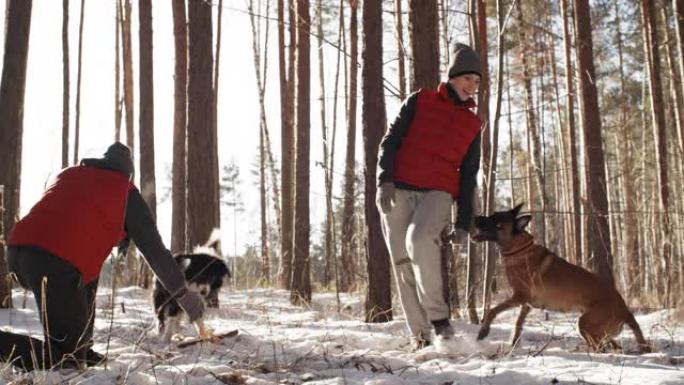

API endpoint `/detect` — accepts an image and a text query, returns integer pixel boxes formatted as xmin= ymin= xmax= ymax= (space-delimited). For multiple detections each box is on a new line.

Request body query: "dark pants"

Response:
xmin=0 ymin=246 xmax=98 ymax=370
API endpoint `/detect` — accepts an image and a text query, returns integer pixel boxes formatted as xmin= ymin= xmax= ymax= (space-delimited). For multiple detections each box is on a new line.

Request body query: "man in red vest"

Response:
xmin=376 ymin=43 xmax=482 ymax=349
xmin=1 ymin=142 xmax=205 ymax=370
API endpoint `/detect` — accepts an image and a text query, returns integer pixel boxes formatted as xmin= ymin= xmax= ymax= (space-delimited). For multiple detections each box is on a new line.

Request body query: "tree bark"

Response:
xmin=517 ymin=1 xmax=547 ymax=246
xmin=187 ymin=0 xmax=218 ymax=248
xmin=122 ymin=0 xmax=134 ymax=152
xmin=316 ymin=0 xmax=331 ymax=288
xmin=139 ymin=0 xmax=155 ymax=218
xmin=62 ymin=0 xmax=70 ymax=168
xmin=331 ymin=0 xmax=344 ymax=298
xmin=0 ymin=186 xmax=10 ymax=308
xmin=362 ymin=0 xmax=392 ymax=323
xmin=573 ymin=0 xmax=614 ymax=285
xmin=279 ymin=0 xmax=296 ymax=290
xmin=394 ymin=0 xmax=407 ymax=100
xmin=482 ymin=0 xmax=505 ymax=316
xmin=260 ymin=125 xmax=269 ymax=282
xmin=171 ymin=0 xmax=188 ymax=254
xmin=0 ymin=0 xmax=32 ymax=308
xmin=561 ymin=0 xmax=582 ymax=266
xmin=673 ymin=0 xmax=684 ymax=159
xmin=439 ymin=0 xmax=449 ymax=76
xmin=212 ymin=0 xmax=224 ymax=232
xmin=408 ymin=0 xmax=439 ymax=91
xmin=137 ymin=0 xmax=155 ymax=288
xmin=74 ymin=0 xmax=85 ymax=164
xmin=115 ymin=0 xmax=122 ymax=142
xmin=640 ymin=0 xmax=672 ymax=305
xmin=340 ymin=0 xmax=359 ymax=293
xmin=663 ymin=5 xmax=684 ymax=150
xmin=248 ymin=0 xmax=271 ymax=282
xmin=291 ymin=0 xmax=312 ymax=305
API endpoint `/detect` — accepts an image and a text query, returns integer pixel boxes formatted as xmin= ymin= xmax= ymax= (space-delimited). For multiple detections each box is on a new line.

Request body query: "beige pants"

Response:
xmin=378 ymin=188 xmax=452 ymax=340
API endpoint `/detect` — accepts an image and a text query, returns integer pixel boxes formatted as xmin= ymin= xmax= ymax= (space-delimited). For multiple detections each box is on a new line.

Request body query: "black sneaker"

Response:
xmin=432 ymin=319 xmax=454 ymax=340
xmin=84 ymin=349 xmax=107 ymax=367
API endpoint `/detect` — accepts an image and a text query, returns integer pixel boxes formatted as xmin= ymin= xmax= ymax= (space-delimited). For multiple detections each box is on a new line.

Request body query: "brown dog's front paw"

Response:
xmin=477 ymin=325 xmax=490 ymax=340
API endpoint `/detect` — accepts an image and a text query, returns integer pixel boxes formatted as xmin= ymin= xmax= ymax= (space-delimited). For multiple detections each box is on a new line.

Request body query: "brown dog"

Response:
xmin=471 ymin=204 xmax=651 ymax=353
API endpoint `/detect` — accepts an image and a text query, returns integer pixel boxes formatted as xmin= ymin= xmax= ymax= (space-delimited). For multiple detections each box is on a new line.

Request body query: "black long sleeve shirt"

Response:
xmin=124 ymin=188 xmax=186 ymax=296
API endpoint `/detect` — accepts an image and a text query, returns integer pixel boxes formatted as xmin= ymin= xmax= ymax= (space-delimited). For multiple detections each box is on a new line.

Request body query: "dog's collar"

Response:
xmin=500 ymin=237 xmax=535 ymax=257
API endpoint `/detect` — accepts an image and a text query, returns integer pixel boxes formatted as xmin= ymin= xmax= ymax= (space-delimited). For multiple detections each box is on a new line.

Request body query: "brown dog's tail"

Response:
xmin=625 ymin=312 xmax=651 ymax=353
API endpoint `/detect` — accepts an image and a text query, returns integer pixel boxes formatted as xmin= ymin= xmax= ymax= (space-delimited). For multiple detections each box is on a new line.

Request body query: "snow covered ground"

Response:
xmin=0 ymin=286 xmax=682 ymax=384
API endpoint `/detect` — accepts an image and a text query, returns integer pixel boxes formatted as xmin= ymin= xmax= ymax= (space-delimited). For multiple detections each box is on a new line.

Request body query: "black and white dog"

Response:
xmin=152 ymin=230 xmax=231 ymax=341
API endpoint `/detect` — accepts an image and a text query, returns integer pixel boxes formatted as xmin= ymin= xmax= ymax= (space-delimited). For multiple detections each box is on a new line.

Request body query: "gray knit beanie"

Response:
xmin=447 ymin=43 xmax=482 ymax=78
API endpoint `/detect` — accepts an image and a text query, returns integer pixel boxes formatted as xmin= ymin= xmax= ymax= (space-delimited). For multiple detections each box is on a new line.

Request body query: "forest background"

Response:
xmin=0 ymin=0 xmax=682 ymax=321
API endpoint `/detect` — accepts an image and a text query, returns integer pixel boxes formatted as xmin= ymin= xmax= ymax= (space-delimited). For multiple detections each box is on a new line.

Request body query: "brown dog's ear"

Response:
xmin=515 ymin=214 xmax=532 ymax=232
xmin=511 ymin=203 xmax=524 ymax=216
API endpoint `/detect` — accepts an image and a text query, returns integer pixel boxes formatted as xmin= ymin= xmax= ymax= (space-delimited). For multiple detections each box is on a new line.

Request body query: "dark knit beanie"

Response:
xmin=103 ymin=142 xmax=135 ymax=177
xmin=80 ymin=141 xmax=134 ymax=178
xmin=447 ymin=43 xmax=482 ymax=78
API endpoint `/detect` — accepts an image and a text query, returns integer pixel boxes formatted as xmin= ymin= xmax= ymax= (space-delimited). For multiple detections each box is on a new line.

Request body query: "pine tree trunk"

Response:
xmin=187 ymin=0 xmax=218 ymax=248
xmin=122 ymin=0 xmax=136 ymax=287
xmin=476 ymin=0 xmax=489 ymax=130
xmin=249 ymin=0 xmax=271 ymax=283
xmin=62 ymin=0 xmax=70 ymax=168
xmin=408 ymin=0 xmax=439 ymax=90
xmin=362 ymin=0 xmax=392 ymax=323
xmin=0 ymin=186 xmax=11 ymax=308
xmin=122 ymin=0 xmax=134 ymax=151
xmin=137 ymin=0 xmax=154 ymax=288
xmin=0 ymin=1 xmax=32 ymax=303
xmin=663 ymin=6 xmax=684 ymax=148
xmin=331 ymin=0 xmax=344 ymax=298
xmin=662 ymin=3 xmax=681 ymax=300
xmin=394 ymin=0 xmax=407 ymax=100
xmin=476 ymin=0 xmax=490 ymax=210
xmin=465 ymin=226 xmax=480 ymax=323
xmin=340 ymin=0 xmax=358 ymax=293
xmin=517 ymin=1 xmax=546 ymax=246
xmin=640 ymin=0 xmax=672 ymax=305
xmin=171 ymin=0 xmax=188 ymax=254
xmin=574 ymin=0 xmax=614 ymax=285
xmin=261 ymin=125 xmax=269 ymax=282
xmin=506 ymin=54 xmax=515 ymax=206
xmin=263 ymin=126 xmax=281 ymax=239
xmin=212 ymin=0 xmax=224 ymax=231
xmin=546 ymin=10 xmax=573 ymax=262
xmin=561 ymin=0 xmax=582 ymax=266
xmin=74 ymin=0 xmax=85 ymax=164
xmin=673 ymin=0 xmax=684 ymax=158
xmin=316 ymin=0 xmax=332 ymax=288
xmin=291 ymin=0 xmax=312 ymax=305
xmin=115 ymin=0 xmax=122 ymax=142
xmin=467 ymin=0 xmax=477 ymax=47
xmin=279 ymin=0 xmax=296 ymax=290
xmin=482 ymin=0 xmax=505 ymax=315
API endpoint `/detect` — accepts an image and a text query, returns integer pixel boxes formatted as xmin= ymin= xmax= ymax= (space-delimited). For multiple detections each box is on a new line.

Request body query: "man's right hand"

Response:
xmin=177 ymin=289 xmax=205 ymax=322
xmin=376 ymin=182 xmax=396 ymax=214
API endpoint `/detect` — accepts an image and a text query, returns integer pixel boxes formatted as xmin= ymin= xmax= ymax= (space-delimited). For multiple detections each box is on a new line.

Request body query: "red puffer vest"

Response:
xmin=393 ymin=83 xmax=482 ymax=197
xmin=9 ymin=166 xmax=134 ymax=284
